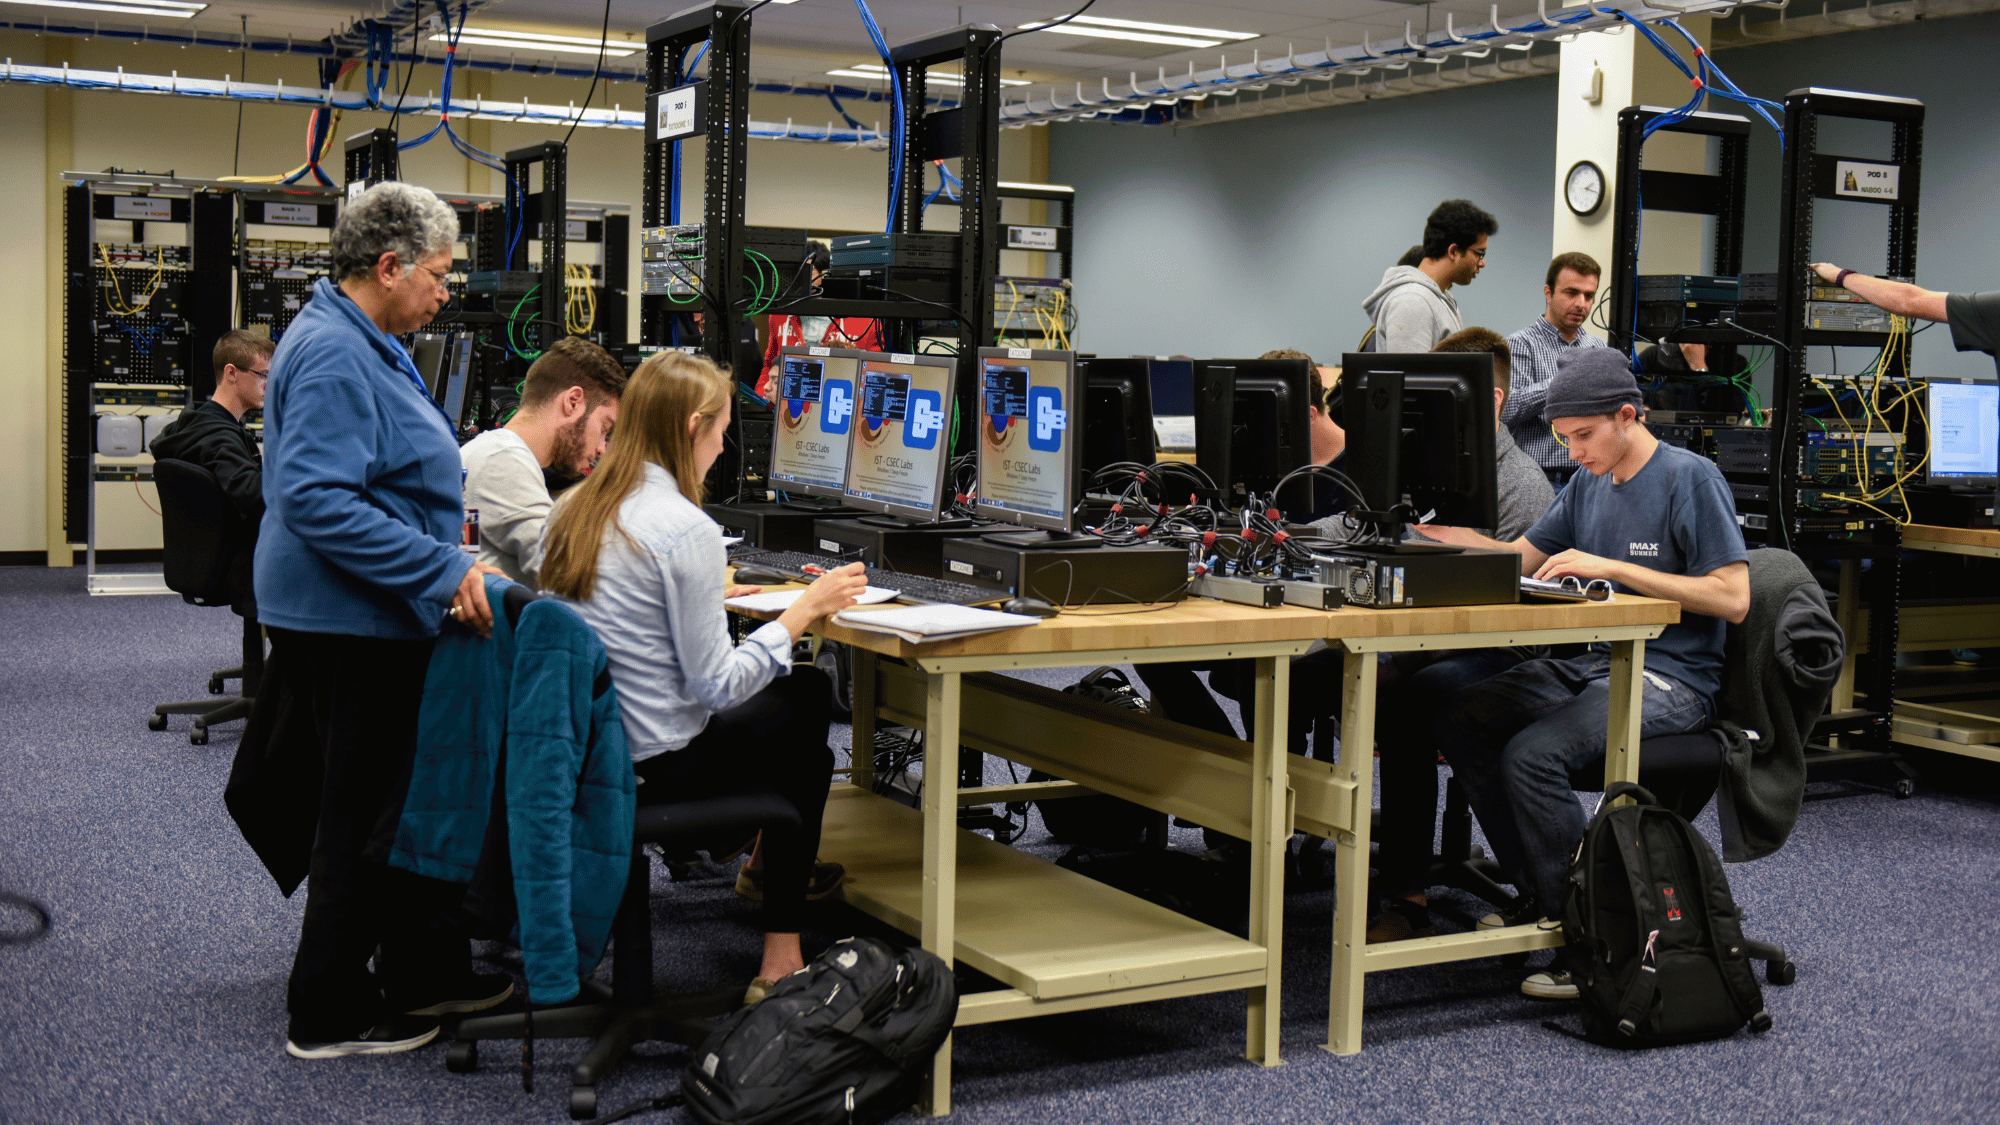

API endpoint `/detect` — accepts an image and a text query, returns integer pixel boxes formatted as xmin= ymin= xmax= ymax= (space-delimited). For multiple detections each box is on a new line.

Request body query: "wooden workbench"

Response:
xmin=735 ymin=581 xmax=1678 ymax=1111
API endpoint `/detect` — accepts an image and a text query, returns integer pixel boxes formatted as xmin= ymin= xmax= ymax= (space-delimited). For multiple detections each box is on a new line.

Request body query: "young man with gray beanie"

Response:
xmin=1416 ymin=346 xmax=1749 ymax=999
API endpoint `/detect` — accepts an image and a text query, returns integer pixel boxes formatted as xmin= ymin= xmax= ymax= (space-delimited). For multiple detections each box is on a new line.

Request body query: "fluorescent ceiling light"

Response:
xmin=1063 ymin=15 xmax=1258 ymax=41
xmin=429 ymin=29 xmax=638 ymax=57
xmin=3 ymin=0 xmax=204 ymax=17
xmin=1017 ymin=13 xmax=1258 ymax=49
xmin=828 ymin=63 xmax=1029 ymax=87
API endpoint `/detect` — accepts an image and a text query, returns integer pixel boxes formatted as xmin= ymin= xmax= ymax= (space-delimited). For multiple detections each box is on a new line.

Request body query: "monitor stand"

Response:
xmin=979 ymin=528 xmax=1102 ymax=550
xmin=857 ymin=514 xmax=976 ymax=531
xmin=777 ymin=496 xmax=863 ymax=516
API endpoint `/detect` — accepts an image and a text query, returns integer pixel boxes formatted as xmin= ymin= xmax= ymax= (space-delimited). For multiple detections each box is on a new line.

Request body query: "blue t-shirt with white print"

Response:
xmin=1524 ymin=441 xmax=1748 ymax=703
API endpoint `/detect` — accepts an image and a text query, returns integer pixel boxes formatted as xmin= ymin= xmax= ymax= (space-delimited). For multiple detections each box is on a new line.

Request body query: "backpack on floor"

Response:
xmin=682 ymin=936 xmax=958 ymax=1125
xmin=1028 ymin=667 xmax=1160 ymax=850
xmin=1558 ymin=782 xmax=1772 ymax=1048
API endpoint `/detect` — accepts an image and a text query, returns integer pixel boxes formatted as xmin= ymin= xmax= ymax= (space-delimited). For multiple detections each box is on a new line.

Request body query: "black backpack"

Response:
xmin=1027 ymin=667 xmax=1160 ymax=850
xmin=1558 ymin=783 xmax=1773 ymax=1048
xmin=682 ymin=937 xmax=958 ymax=1125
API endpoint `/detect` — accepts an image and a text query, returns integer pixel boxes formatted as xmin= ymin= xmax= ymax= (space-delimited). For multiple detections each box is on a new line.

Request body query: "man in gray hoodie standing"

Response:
xmin=1361 ymin=199 xmax=1498 ymax=353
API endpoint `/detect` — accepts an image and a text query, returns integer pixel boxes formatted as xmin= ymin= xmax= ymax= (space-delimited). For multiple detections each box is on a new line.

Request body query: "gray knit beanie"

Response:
xmin=1542 ymin=348 xmax=1644 ymax=423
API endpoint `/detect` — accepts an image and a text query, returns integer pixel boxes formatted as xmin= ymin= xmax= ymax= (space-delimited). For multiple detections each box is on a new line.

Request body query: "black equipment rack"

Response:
xmin=1607 ymin=106 xmax=1752 ymax=355
xmin=1770 ymin=87 xmax=1927 ymax=793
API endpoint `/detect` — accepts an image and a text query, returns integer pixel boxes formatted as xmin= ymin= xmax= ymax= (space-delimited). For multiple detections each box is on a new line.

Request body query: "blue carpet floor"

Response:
xmin=2 ymin=564 xmax=1997 ymax=1124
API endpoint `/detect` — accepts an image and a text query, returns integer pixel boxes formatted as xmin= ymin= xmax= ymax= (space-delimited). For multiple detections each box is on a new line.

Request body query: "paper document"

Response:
xmin=725 ymin=587 xmax=899 ymax=613
xmin=832 ymin=603 xmax=1043 ymax=644
xmin=1153 ymin=415 xmax=1197 ymax=452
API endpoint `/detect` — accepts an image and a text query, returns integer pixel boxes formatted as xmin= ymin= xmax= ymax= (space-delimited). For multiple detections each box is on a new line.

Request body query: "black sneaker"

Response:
xmin=1521 ymin=968 xmax=1580 ymax=1000
xmin=286 ymin=1015 xmax=441 ymax=1059
xmin=399 ymin=972 xmax=515 ymax=1017
xmin=735 ymin=861 xmax=846 ymax=902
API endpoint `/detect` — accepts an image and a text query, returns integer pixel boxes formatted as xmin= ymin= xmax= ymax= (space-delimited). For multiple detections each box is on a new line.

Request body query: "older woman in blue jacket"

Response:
xmin=256 ymin=182 xmax=508 ymax=1059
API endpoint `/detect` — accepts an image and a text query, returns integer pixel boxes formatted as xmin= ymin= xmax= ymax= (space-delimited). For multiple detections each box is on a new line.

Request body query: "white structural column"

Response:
xmin=1552 ymin=10 xmax=1714 ymax=330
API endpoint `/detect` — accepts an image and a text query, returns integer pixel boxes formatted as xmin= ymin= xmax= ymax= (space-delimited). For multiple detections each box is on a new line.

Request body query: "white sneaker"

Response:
xmin=1476 ymin=909 xmax=1549 ymax=930
xmin=1521 ymin=968 xmax=1579 ymax=1000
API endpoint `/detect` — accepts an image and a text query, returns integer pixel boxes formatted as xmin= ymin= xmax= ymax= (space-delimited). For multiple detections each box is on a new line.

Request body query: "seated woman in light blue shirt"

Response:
xmin=542 ymin=350 xmax=865 ymax=1002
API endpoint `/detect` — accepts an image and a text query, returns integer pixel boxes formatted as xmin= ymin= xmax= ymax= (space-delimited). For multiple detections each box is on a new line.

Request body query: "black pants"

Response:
xmin=270 ymin=627 xmax=468 ymax=1042
xmin=1131 ymin=655 xmax=1340 ymax=758
xmin=633 ymin=668 xmax=834 ymax=934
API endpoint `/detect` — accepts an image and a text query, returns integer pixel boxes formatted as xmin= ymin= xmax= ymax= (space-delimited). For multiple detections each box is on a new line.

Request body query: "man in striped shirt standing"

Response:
xmin=1504 ymin=252 xmax=1610 ymax=487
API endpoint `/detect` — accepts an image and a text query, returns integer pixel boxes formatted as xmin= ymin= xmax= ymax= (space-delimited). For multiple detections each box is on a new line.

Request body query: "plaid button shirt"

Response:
xmin=1503 ymin=316 xmax=1610 ymax=470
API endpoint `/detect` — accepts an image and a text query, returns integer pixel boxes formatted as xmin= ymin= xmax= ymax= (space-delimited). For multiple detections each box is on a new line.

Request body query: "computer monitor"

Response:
xmin=1144 ymin=357 xmax=1196 ymax=416
xmin=1079 ymin=357 xmax=1156 ymax=475
xmin=767 ymin=346 xmax=864 ymax=504
xmin=437 ymin=335 xmax=474 ymax=430
xmin=1192 ymin=358 xmax=1315 ymax=512
xmin=841 ymin=351 xmax=958 ymax=524
xmin=1339 ymin=350 xmax=1498 ymax=534
xmin=1927 ymin=382 xmax=2000 ymax=488
xmin=974 ymin=347 xmax=1096 ymax=548
xmin=411 ymin=334 xmax=449 ymax=398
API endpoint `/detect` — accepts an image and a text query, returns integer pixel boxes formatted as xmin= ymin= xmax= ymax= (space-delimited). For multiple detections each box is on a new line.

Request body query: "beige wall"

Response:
xmin=0 ymin=31 xmax=1043 ymax=558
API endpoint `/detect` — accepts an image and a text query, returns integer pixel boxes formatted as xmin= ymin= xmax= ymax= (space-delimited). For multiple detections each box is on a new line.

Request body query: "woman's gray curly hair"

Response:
xmin=330 ymin=182 xmax=459 ymax=282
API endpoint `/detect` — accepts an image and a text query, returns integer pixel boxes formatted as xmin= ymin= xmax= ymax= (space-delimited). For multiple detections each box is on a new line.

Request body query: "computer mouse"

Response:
xmin=732 ymin=565 xmax=793 ymax=586
xmin=1001 ymin=596 xmax=1060 ymax=618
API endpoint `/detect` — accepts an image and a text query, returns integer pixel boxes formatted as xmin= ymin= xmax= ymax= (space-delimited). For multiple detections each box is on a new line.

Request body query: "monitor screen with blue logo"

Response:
xmin=974 ymin=348 xmax=1080 ymax=535
xmin=768 ymin=347 xmax=863 ymax=501
xmin=1928 ymin=382 xmax=2000 ymax=487
xmin=842 ymin=353 xmax=959 ymax=521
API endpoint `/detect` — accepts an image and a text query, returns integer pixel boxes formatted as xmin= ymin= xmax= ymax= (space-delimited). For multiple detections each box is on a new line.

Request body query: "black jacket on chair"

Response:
xmin=1713 ymin=548 xmax=1845 ymax=862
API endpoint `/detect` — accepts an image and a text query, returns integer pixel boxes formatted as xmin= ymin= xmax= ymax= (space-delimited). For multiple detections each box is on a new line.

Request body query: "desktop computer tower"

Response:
xmin=706 ymin=502 xmax=857 ymax=552
xmin=941 ymin=538 xmax=1190 ymax=606
xmin=1309 ymin=545 xmax=1519 ymax=608
xmin=811 ymin=519 xmax=997 ymax=578
xmin=1904 ymin=486 xmax=1998 ymax=530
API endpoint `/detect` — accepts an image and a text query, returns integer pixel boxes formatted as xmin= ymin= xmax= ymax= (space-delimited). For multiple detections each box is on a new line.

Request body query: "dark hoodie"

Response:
xmin=150 ymin=398 xmax=262 ymax=618
xmin=150 ymin=399 xmax=264 ymax=523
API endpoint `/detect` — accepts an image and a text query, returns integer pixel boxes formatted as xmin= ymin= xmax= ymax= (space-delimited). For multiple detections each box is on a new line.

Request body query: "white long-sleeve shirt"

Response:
xmin=563 ymin=462 xmax=792 ymax=761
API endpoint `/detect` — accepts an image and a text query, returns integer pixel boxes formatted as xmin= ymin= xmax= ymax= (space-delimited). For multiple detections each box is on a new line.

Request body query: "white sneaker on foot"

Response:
xmin=1521 ymin=968 xmax=1579 ymax=1000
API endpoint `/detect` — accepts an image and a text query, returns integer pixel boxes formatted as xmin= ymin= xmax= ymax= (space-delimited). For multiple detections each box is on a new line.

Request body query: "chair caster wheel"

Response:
xmin=208 ymin=676 xmax=227 ymax=694
xmin=190 ymin=725 xmax=208 ymax=745
xmin=445 ymin=1039 xmax=478 ymax=1073
xmin=569 ymin=1086 xmax=597 ymax=1119
xmin=1767 ymin=959 xmax=1798 ymax=986
xmin=147 ymin=714 xmax=168 ymax=731
xmin=1893 ymin=779 xmax=1915 ymax=799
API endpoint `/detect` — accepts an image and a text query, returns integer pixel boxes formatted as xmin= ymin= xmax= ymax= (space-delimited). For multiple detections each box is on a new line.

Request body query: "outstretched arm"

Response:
xmin=1810 ymin=263 xmax=1949 ymax=323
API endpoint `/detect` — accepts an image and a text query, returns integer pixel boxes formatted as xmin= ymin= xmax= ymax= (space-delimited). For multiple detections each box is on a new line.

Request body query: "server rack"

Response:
xmin=1770 ymin=87 xmax=1927 ymax=790
xmin=1606 ymin=107 xmax=1751 ymax=356
xmin=343 ymin=128 xmax=400 ymax=190
xmin=236 ymin=188 xmax=340 ymax=344
xmin=61 ymin=175 xmax=231 ymax=589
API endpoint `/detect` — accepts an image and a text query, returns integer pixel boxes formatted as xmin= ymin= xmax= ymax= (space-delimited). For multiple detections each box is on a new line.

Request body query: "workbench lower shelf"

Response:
xmin=819 ymin=784 xmax=1268 ymax=1019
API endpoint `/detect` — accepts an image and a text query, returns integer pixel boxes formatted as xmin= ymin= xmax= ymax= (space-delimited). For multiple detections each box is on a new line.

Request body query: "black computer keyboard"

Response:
xmin=731 ymin=549 xmax=1005 ymax=606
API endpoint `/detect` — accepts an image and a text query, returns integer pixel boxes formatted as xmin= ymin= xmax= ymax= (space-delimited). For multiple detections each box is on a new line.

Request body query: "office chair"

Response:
xmin=148 ymin=458 xmax=263 ymax=745
xmin=445 ymin=790 xmax=805 ymax=1120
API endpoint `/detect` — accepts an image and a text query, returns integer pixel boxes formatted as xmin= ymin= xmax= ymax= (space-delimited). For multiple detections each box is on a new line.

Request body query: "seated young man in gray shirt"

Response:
xmin=459 ymin=337 xmax=626 ymax=587
xmin=1417 ymin=348 xmax=1749 ymax=997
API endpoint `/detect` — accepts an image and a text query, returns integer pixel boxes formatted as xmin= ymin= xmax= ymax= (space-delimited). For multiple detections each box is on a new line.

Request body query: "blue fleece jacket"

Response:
xmin=394 ymin=577 xmax=637 ymax=1005
xmin=255 ymin=276 xmax=470 ymax=639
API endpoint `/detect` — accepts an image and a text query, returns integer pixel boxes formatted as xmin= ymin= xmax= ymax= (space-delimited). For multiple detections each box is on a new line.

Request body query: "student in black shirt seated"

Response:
xmin=151 ymin=330 xmax=272 ymax=519
xmin=150 ymin=330 xmax=274 ymax=615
